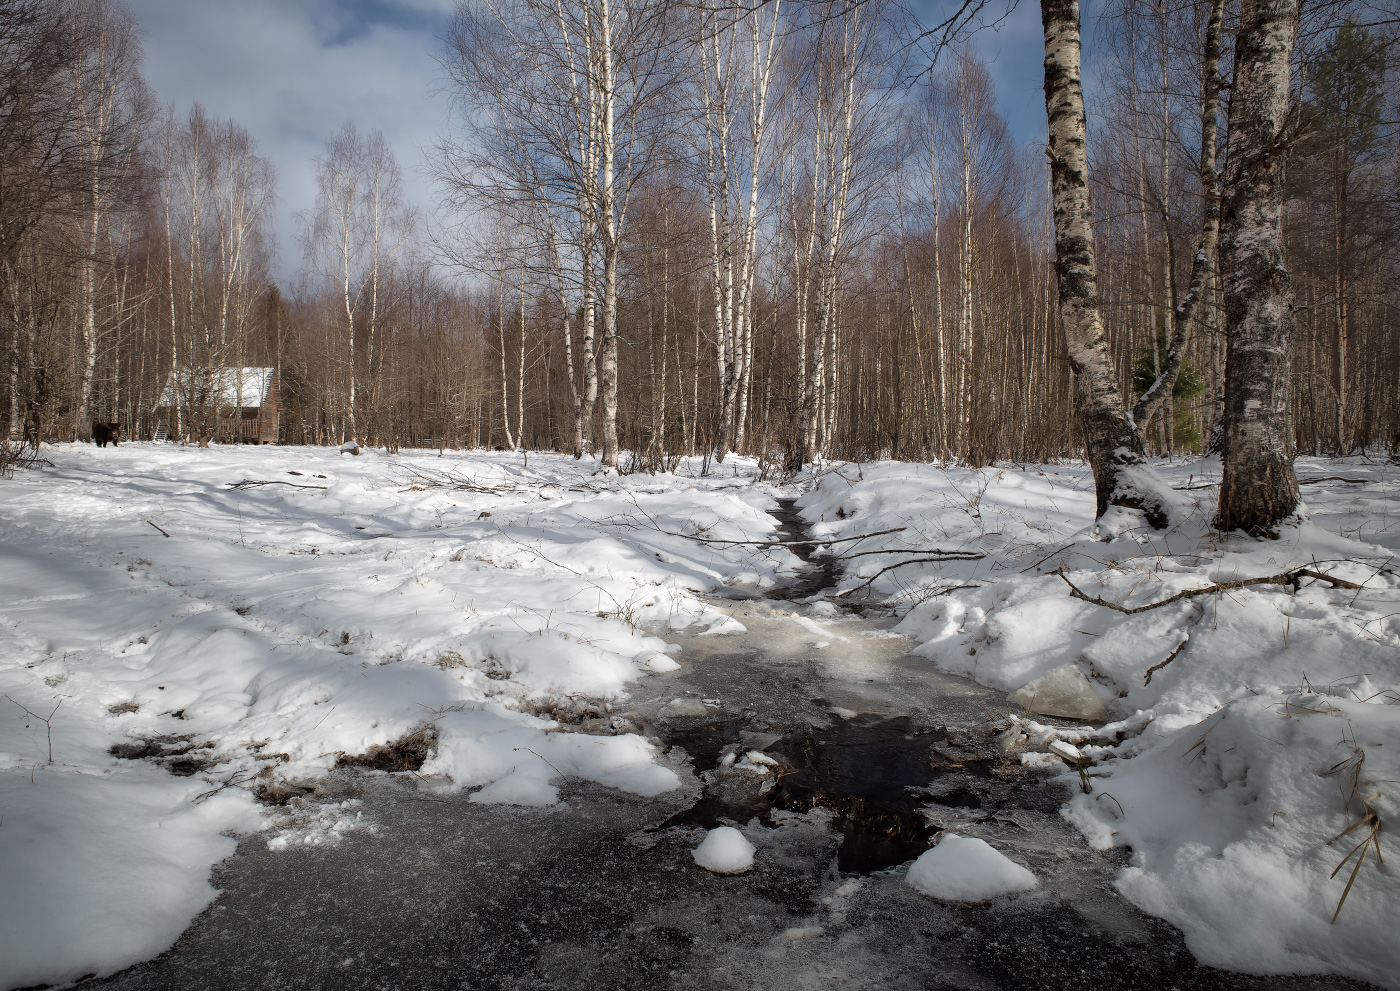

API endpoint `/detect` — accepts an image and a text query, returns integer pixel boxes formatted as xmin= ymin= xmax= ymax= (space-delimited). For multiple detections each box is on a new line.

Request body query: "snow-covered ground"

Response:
xmin=4 ymin=446 xmax=1397 ymax=990
xmin=0 ymin=444 xmax=793 ymax=990
xmin=803 ymin=457 xmax=1399 ymax=989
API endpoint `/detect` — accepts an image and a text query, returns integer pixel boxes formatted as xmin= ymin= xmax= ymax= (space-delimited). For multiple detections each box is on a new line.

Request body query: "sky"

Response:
xmin=127 ymin=0 xmax=1059 ymax=284
xmin=126 ymin=0 xmax=457 ymax=282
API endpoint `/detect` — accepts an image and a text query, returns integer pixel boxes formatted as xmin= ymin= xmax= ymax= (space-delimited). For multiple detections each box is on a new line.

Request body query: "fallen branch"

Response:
xmin=667 ymin=525 xmax=909 ymax=549
xmin=833 ymin=554 xmax=983 ymax=598
xmin=1299 ymin=476 xmax=1370 ymax=485
xmin=1057 ymin=566 xmax=1364 ymax=615
xmin=1144 ymin=637 xmax=1189 ymax=686
xmin=145 ymin=519 xmax=171 ymax=538
xmin=228 ymin=479 xmax=329 ymax=490
xmin=836 ymin=545 xmax=974 ymax=561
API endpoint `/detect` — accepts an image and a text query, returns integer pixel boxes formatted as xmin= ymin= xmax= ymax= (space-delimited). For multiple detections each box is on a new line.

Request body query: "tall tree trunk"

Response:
xmin=1040 ymin=0 xmax=1159 ymax=523
xmin=1332 ymin=140 xmax=1349 ymax=453
xmin=1216 ymin=0 xmax=1302 ymax=535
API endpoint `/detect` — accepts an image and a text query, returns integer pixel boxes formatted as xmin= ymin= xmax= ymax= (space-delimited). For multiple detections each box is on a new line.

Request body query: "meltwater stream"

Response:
xmin=85 ymin=496 xmax=1379 ymax=991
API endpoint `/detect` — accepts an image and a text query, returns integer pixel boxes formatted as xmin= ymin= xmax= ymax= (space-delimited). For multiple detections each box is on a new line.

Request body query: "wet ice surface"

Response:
xmin=86 ymin=509 xmax=1378 ymax=991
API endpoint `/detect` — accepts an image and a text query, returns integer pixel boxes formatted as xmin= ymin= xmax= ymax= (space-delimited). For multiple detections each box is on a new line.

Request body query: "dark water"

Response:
xmin=764 ymin=498 xmax=839 ymax=600
xmin=656 ymin=713 xmax=942 ymax=873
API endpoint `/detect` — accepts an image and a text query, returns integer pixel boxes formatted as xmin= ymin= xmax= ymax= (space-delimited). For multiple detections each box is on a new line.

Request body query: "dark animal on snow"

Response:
xmin=93 ymin=422 xmax=120 ymax=447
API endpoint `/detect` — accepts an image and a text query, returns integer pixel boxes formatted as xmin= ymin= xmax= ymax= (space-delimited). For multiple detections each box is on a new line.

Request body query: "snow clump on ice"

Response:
xmin=906 ymin=834 xmax=1038 ymax=901
xmin=692 ymin=826 xmax=756 ymax=873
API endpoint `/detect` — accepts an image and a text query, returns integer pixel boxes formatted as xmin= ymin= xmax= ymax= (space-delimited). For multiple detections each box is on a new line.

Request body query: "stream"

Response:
xmin=84 ymin=498 xmax=1376 ymax=991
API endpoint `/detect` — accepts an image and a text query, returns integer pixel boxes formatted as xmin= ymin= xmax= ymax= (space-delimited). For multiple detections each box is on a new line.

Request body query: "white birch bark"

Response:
xmin=1040 ymin=0 xmax=1164 ymax=523
xmin=1216 ymin=0 xmax=1302 ymax=534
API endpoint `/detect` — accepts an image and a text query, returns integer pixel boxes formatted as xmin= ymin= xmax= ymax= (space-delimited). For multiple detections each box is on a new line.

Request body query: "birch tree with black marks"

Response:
xmin=1039 ymin=0 xmax=1168 ymax=524
xmin=1216 ymin=0 xmax=1303 ymax=535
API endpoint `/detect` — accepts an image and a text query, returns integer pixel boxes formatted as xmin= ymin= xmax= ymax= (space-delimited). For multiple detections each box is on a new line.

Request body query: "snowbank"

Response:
xmin=0 ymin=445 xmax=794 ymax=989
xmin=906 ymin=834 xmax=1037 ymax=901
xmin=804 ymin=457 xmax=1400 ymax=988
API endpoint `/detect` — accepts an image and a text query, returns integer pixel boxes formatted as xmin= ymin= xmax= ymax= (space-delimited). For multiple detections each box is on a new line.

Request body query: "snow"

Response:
xmin=5 ymin=444 xmax=1397 ymax=988
xmin=0 ymin=444 xmax=797 ymax=989
xmin=906 ymin=834 xmax=1038 ymax=901
xmin=692 ymin=825 xmax=756 ymax=873
xmin=805 ymin=456 xmax=1400 ymax=988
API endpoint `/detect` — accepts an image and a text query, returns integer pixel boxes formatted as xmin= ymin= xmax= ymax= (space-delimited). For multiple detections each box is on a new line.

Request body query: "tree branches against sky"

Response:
xmin=125 ymin=0 xmax=453 ymax=280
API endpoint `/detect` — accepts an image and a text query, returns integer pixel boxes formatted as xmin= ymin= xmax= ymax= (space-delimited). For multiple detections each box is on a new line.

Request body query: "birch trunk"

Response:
xmin=1040 ymin=0 xmax=1159 ymax=523
xmin=1216 ymin=0 xmax=1302 ymax=535
xmin=596 ymin=0 xmax=621 ymax=468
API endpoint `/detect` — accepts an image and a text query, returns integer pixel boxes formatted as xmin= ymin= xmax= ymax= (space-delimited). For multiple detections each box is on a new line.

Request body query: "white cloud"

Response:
xmin=127 ymin=0 xmax=452 ymax=282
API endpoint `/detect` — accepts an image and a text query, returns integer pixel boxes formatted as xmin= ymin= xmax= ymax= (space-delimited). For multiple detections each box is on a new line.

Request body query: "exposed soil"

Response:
xmin=334 ymin=725 xmax=436 ymax=772
xmin=109 ymin=735 xmax=216 ymax=776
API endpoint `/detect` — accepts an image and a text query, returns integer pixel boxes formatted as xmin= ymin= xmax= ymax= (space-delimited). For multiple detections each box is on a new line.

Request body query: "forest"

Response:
xmin=2 ymin=0 xmax=1396 ymax=476
xmin=4 ymin=2 xmax=1400 ymax=987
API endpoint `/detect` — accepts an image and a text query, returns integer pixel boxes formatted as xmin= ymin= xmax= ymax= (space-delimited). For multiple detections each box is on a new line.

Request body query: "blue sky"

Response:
xmin=128 ymin=0 xmax=1061 ymax=280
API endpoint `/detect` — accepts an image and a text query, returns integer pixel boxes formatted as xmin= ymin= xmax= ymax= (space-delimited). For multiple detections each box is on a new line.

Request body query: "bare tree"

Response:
xmin=1216 ymin=0 xmax=1304 ymax=534
xmin=693 ymin=0 xmax=784 ymax=462
xmin=302 ymin=122 xmax=412 ymax=444
xmin=65 ymin=0 xmax=147 ymax=441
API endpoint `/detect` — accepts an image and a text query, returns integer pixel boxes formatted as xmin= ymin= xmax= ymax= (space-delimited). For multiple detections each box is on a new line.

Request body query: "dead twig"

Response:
xmin=833 ymin=556 xmax=983 ymax=597
xmin=670 ymin=525 xmax=910 ymax=549
xmin=513 ymin=746 xmax=566 ymax=777
xmin=836 ymin=546 xmax=971 ymax=560
xmin=4 ymin=695 xmax=61 ymax=763
xmin=1298 ymin=476 xmax=1370 ymax=485
xmin=1021 ymin=541 xmax=1079 ymax=573
xmin=227 ymin=479 xmax=329 ymax=490
xmin=145 ymin=519 xmax=171 ymax=538
xmin=1143 ymin=637 xmax=1190 ymax=686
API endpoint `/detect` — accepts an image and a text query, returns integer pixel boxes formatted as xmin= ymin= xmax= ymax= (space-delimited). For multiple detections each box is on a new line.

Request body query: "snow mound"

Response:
xmin=692 ymin=826 xmax=755 ymax=874
xmin=906 ymin=834 xmax=1037 ymax=901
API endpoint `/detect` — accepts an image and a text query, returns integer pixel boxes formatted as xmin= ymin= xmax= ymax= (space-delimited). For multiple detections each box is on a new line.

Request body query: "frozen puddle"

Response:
xmin=83 ymin=498 xmax=1378 ymax=991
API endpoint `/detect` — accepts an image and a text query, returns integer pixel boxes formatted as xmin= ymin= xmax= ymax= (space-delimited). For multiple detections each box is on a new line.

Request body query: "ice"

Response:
xmin=1010 ymin=663 xmax=1110 ymax=722
xmin=692 ymin=825 xmax=756 ymax=874
xmin=905 ymin=834 xmax=1038 ymax=901
xmin=662 ymin=697 xmax=710 ymax=718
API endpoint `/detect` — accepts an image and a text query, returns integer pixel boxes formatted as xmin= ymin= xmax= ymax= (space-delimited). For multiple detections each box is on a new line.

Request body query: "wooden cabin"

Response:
xmin=157 ymin=367 xmax=281 ymax=444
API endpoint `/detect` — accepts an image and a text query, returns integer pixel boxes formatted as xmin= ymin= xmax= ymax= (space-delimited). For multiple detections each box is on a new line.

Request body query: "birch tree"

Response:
xmin=693 ymin=0 xmax=783 ymax=462
xmin=791 ymin=0 xmax=894 ymax=468
xmin=1039 ymin=0 xmax=1167 ymax=523
xmin=1216 ymin=0 xmax=1303 ymax=534
xmin=303 ymin=123 xmax=411 ymax=444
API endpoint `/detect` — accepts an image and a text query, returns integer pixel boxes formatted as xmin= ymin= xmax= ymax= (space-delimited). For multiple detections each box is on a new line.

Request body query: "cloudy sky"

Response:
xmin=127 ymin=0 xmax=1056 ymax=283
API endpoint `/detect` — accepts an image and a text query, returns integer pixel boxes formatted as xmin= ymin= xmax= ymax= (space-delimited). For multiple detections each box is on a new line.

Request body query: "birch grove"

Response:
xmin=2 ymin=0 xmax=1398 ymax=525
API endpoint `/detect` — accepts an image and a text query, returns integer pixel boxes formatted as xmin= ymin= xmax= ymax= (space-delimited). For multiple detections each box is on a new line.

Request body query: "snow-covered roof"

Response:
xmin=158 ymin=367 xmax=276 ymax=409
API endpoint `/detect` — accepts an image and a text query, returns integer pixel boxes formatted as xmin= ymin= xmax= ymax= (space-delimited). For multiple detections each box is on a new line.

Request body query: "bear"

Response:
xmin=93 ymin=422 xmax=120 ymax=447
